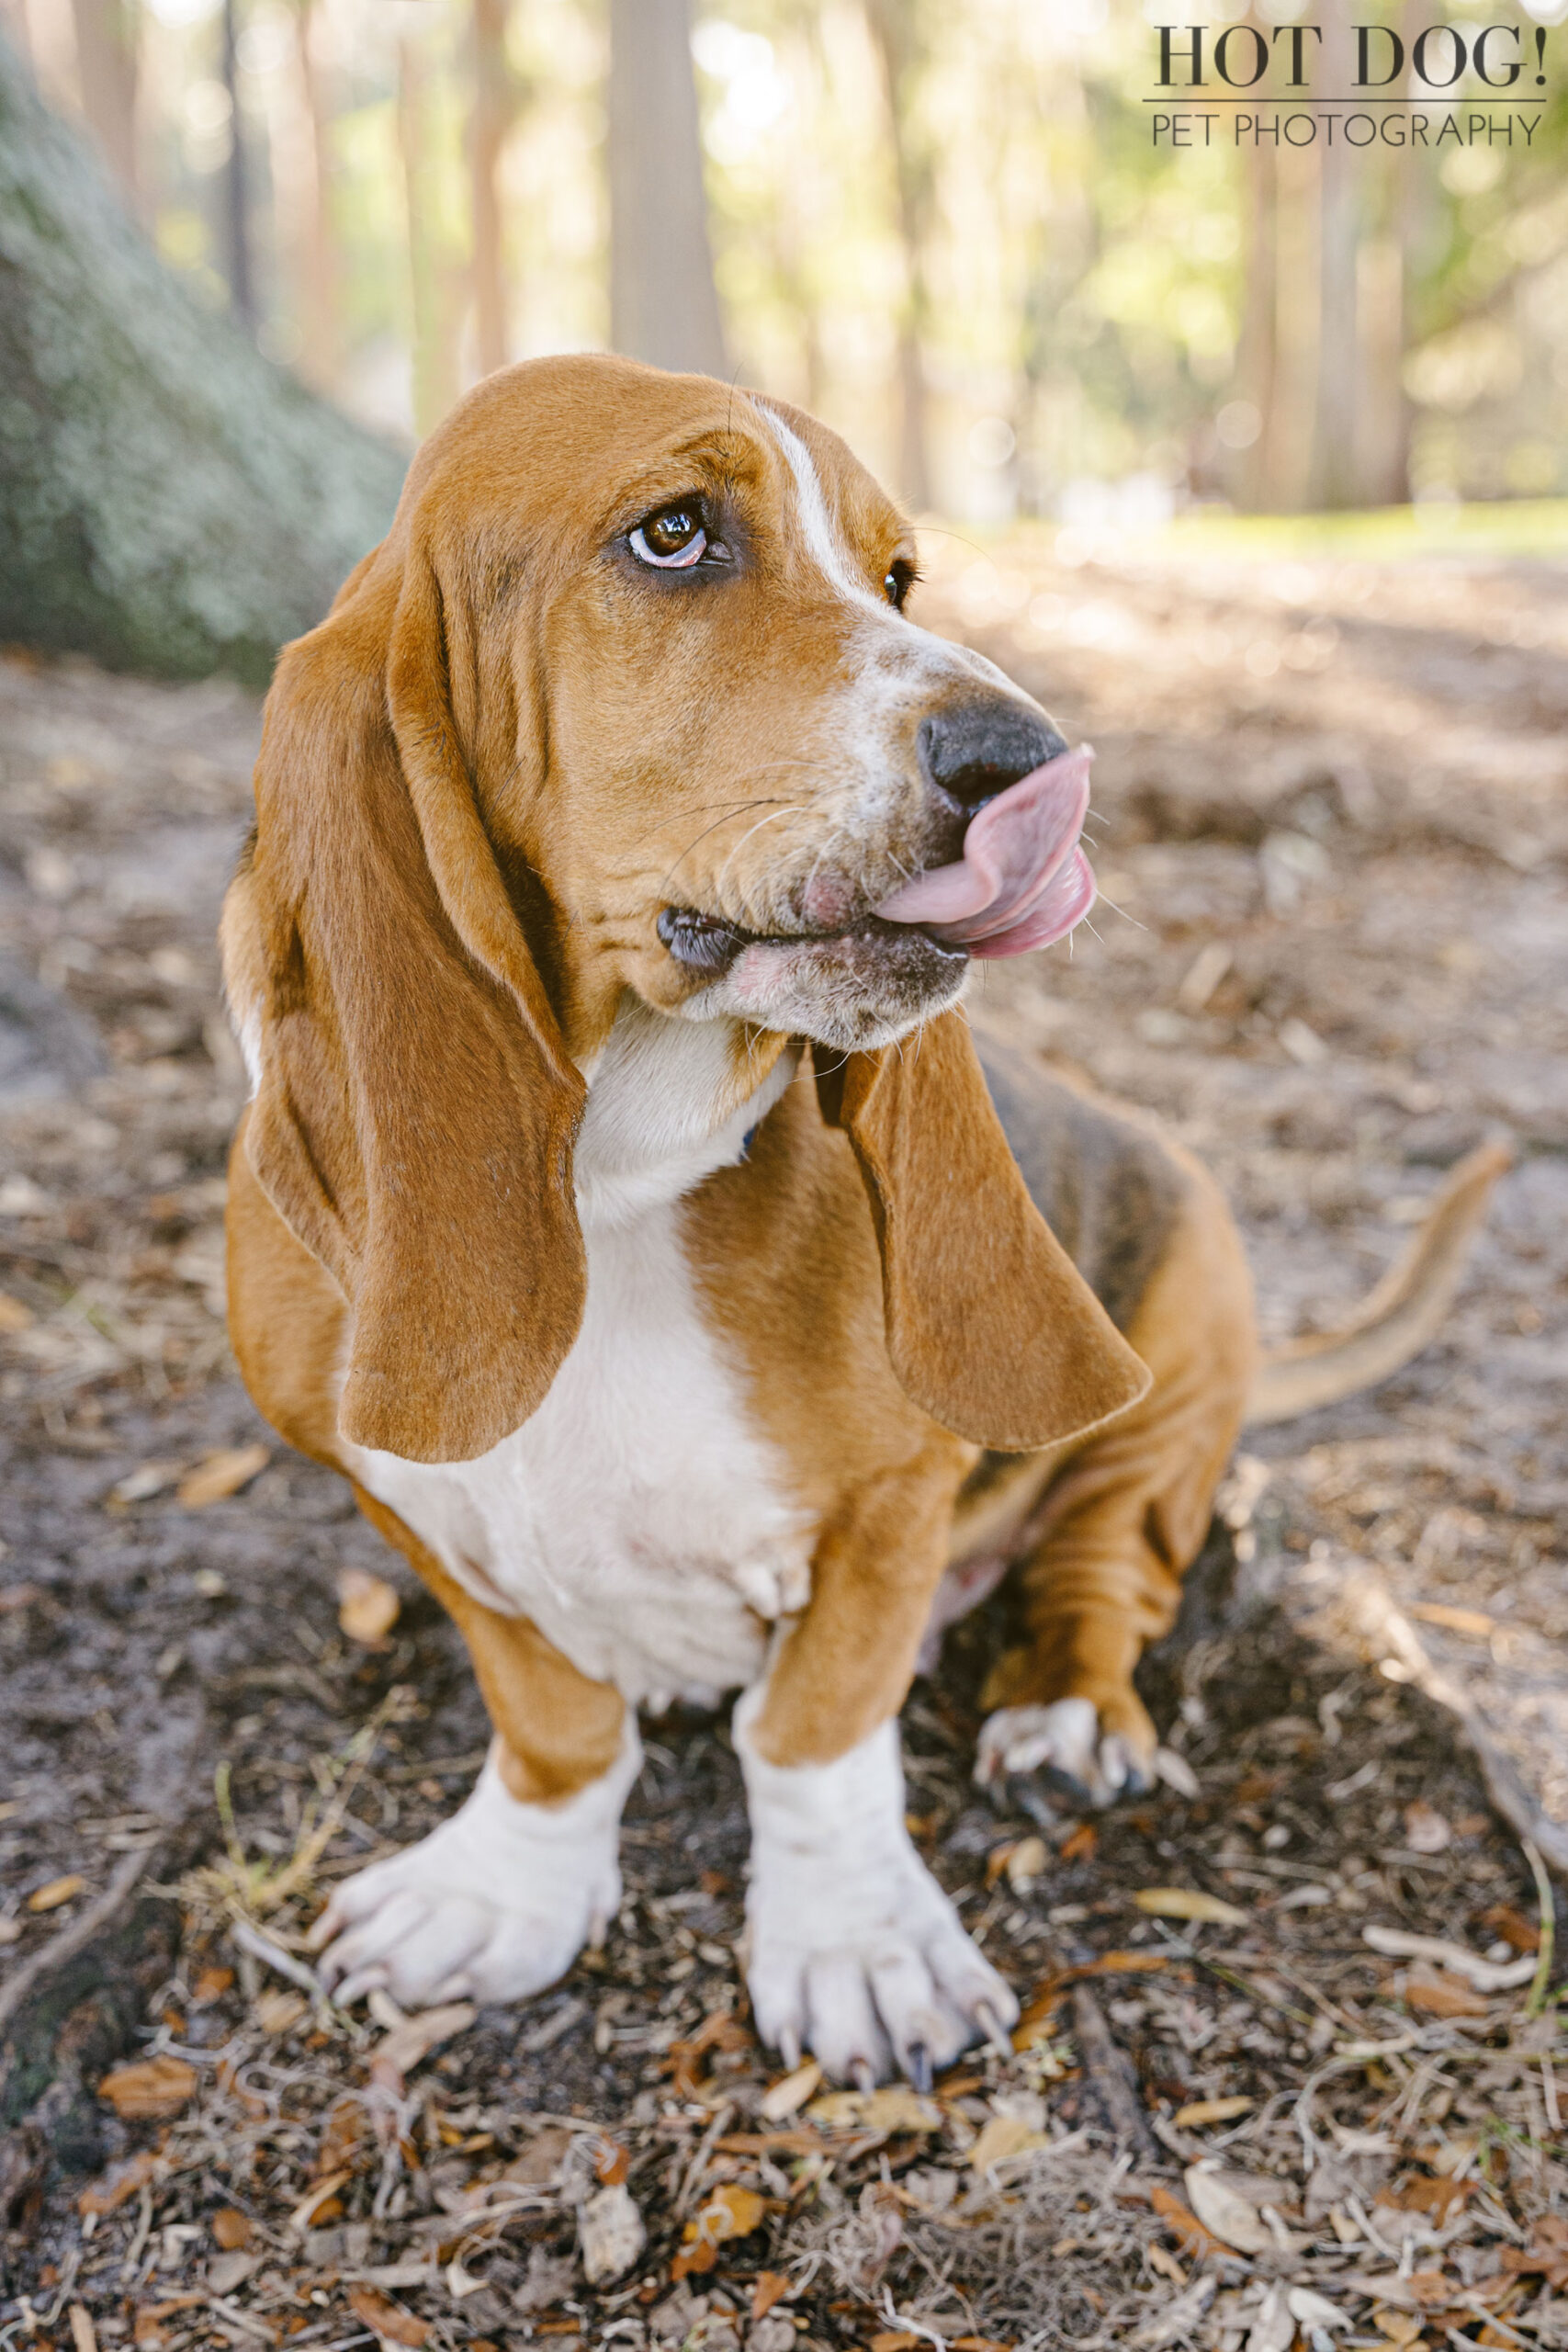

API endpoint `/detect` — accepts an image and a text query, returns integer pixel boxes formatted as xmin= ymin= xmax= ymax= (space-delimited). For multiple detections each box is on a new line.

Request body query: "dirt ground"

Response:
xmin=1 ymin=528 xmax=1564 ymax=2352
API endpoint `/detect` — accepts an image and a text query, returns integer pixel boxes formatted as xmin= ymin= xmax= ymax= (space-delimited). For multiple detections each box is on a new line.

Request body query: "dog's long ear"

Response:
xmin=815 ymin=1013 xmax=1149 ymax=1452
xmin=239 ymin=537 xmax=586 ymax=1465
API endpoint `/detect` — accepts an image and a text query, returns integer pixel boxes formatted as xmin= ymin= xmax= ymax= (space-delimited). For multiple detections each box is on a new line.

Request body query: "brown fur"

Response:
xmin=222 ymin=355 xmax=1488 ymax=1826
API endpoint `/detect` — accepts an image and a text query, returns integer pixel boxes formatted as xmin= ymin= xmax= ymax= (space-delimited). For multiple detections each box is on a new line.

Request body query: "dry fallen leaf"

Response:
xmin=1135 ymin=1887 xmax=1248 ymax=1927
xmin=209 ymin=2208 xmax=252 ymax=2250
xmin=1482 ymin=1903 xmax=1540 ymax=1954
xmin=337 ymin=1566 xmax=400 ymax=1647
xmin=1410 ymin=1601 xmax=1494 ymax=1637
xmin=207 ymin=2252 xmax=258 ymax=2298
xmin=1006 ymin=1834 xmax=1048 ymax=1892
xmin=579 ymin=2181 xmax=645 ymax=2285
xmin=176 ymin=1442 xmax=269 ymax=1509
xmin=809 ymin=2085 xmax=941 ymax=2134
xmin=1499 ymin=2217 xmax=1568 ymax=2290
xmin=968 ymin=2113 xmax=1046 ymax=2172
xmin=191 ymin=1964 xmax=234 ymax=2005
xmin=28 ymin=1872 xmax=86 ymax=1912
xmin=97 ymin=2055 xmax=197 ymax=2120
xmin=1403 ymin=1969 xmax=1490 ymax=2019
xmin=1149 ymin=2182 xmax=1230 ymax=2261
xmin=751 ymin=2272 xmax=794 ymax=2322
xmin=1403 ymin=1801 xmax=1452 ymax=1855
xmin=686 ymin=2183 xmax=767 ymax=2244
xmin=107 ymin=1462 xmax=180 ymax=1510
xmin=288 ymin=2168 xmax=350 ymax=2234
xmin=346 ymin=2285 xmax=428 ymax=2348
xmin=0 ymin=1291 xmax=36 ymax=1331
xmin=367 ymin=2000 xmax=476 ymax=2096
xmin=1288 ymin=2290 xmax=1349 ymax=2332
xmin=1173 ymin=2096 xmax=1254 ymax=2128
xmin=1183 ymin=2167 xmax=1274 ymax=2254
xmin=1245 ymin=2285 xmax=1293 ymax=2352
xmin=78 ymin=2150 xmax=160 ymax=2218
xmin=254 ymin=1988 xmax=308 ymax=2036
xmin=760 ymin=2057 xmax=822 ymax=2120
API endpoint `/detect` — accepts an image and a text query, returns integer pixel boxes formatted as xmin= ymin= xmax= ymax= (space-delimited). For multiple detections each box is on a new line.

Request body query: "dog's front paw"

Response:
xmin=975 ymin=1696 xmax=1157 ymax=1809
xmin=309 ymin=1730 xmax=640 ymax=2008
xmin=735 ymin=1694 xmax=1018 ymax=2088
xmin=748 ymin=1850 xmax=1017 ymax=2089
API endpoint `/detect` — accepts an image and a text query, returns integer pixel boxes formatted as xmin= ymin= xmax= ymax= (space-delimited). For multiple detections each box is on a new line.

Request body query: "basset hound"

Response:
xmin=221 ymin=355 xmax=1506 ymax=2087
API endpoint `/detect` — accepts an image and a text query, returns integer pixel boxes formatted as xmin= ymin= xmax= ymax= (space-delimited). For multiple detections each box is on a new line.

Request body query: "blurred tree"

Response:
xmin=398 ymin=16 xmax=461 ymax=430
xmin=219 ymin=0 xmax=254 ymax=324
xmin=469 ymin=0 xmax=518 ymax=378
xmin=67 ymin=0 xmax=136 ymax=201
xmin=0 ymin=28 xmax=405 ymax=684
xmin=1309 ymin=0 xmax=1359 ymax=507
xmin=862 ymin=0 xmax=931 ymax=511
xmin=608 ymin=0 xmax=726 ymax=377
xmin=283 ymin=0 xmax=342 ymax=396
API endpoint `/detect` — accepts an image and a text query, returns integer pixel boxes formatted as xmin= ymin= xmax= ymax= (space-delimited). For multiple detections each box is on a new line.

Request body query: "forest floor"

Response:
xmin=1 ymin=526 xmax=1564 ymax=2352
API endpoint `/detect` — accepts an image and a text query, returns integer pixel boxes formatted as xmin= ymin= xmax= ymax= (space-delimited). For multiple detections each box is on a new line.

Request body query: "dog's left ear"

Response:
xmin=816 ymin=1013 xmax=1150 ymax=1451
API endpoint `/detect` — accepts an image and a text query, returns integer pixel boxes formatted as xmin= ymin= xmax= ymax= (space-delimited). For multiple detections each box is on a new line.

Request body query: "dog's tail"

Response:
xmin=1244 ymin=1139 xmax=1512 ymax=1428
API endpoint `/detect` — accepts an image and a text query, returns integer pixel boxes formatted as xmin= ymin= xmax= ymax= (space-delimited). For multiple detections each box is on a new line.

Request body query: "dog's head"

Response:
xmin=228 ymin=356 xmax=1146 ymax=1462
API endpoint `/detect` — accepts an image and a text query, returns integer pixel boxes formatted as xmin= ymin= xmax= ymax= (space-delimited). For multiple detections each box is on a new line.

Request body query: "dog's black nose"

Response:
xmin=919 ymin=705 xmax=1067 ymax=815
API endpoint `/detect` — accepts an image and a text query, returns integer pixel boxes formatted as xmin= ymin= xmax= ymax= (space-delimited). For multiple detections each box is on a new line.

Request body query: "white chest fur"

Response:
xmin=344 ymin=1007 xmax=812 ymax=1707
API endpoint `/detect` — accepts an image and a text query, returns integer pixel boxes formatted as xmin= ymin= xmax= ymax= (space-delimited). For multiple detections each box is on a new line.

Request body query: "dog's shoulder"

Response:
xmin=974 ymin=1035 xmax=1188 ymax=1336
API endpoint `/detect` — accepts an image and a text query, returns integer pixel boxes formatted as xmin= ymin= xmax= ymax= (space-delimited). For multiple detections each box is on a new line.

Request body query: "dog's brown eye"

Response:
xmin=631 ymin=503 xmax=708 ymax=569
xmin=885 ymin=560 xmax=915 ymax=609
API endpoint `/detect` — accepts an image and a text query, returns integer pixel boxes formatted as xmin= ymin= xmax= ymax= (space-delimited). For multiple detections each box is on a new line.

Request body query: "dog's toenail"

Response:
xmin=905 ymin=2041 xmax=933 ymax=2095
xmin=849 ymin=2056 xmax=876 ymax=2093
xmin=975 ymin=1998 xmax=1013 ymax=2056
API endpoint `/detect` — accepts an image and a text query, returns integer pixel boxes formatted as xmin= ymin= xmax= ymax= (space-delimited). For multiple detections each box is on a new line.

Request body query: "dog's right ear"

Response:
xmin=226 ymin=538 xmax=587 ymax=1466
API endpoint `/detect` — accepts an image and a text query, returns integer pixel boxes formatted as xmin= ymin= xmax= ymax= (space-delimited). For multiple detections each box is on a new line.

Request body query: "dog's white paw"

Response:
xmin=975 ymin=1698 xmax=1151 ymax=1809
xmin=735 ymin=1692 xmax=1018 ymax=2087
xmin=309 ymin=1727 xmax=641 ymax=2008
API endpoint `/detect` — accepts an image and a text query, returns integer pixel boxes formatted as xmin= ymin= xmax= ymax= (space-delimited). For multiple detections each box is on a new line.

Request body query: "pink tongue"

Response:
xmin=874 ymin=743 xmax=1096 ymax=959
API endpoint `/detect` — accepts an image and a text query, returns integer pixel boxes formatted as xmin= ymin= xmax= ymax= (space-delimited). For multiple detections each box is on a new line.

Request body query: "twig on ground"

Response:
xmin=1521 ymin=1839 xmax=1557 ymax=2020
xmin=0 ymin=1846 xmax=154 ymax=2032
xmin=1070 ymin=1982 xmax=1157 ymax=2163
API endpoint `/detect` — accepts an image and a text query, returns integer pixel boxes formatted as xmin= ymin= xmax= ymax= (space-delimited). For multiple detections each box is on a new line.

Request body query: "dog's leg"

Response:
xmin=976 ymin=1173 xmax=1255 ymax=1807
xmin=309 ymin=1491 xmax=638 ymax=2007
xmin=736 ymin=1442 xmax=1019 ymax=2087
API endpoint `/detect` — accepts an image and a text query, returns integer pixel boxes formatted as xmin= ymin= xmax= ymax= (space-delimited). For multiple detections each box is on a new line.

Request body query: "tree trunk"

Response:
xmin=607 ymin=0 xmax=726 ymax=378
xmin=0 ymin=28 xmax=406 ymax=686
xmin=863 ymin=0 xmax=932 ymax=514
xmin=469 ymin=0 xmax=514 ymax=379
xmin=398 ymin=21 xmax=461 ymax=433
xmin=1234 ymin=136 xmax=1279 ymax=509
xmin=218 ymin=0 xmax=254 ymax=326
xmin=1308 ymin=0 xmax=1359 ymax=508
xmin=66 ymin=0 xmax=136 ymax=202
xmin=277 ymin=0 xmax=341 ymax=397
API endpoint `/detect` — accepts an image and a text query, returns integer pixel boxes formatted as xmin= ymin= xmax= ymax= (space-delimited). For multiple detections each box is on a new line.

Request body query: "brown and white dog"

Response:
xmin=220 ymin=355 xmax=1505 ymax=2088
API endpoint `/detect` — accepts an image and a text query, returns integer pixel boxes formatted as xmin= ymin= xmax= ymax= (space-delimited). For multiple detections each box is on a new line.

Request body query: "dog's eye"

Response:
xmin=631 ymin=503 xmax=709 ymax=570
xmin=884 ymin=559 xmax=915 ymax=610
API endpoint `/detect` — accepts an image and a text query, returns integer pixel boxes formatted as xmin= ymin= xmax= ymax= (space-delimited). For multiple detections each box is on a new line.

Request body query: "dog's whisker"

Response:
xmin=714 ymin=804 xmax=814 ymax=906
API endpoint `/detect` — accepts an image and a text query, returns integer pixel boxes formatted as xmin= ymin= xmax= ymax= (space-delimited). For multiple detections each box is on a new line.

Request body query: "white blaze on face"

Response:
xmin=751 ymin=399 xmax=1039 ymax=703
xmin=753 ymin=404 xmax=891 ymax=616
